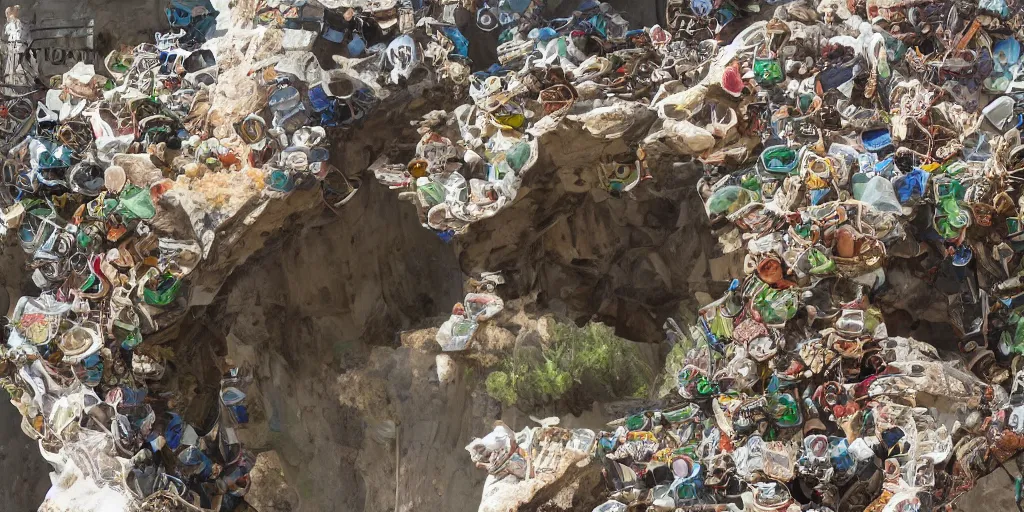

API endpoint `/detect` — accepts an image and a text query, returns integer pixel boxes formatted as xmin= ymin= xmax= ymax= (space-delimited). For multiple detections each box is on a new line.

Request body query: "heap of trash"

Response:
xmin=461 ymin=1 xmax=1024 ymax=512
xmin=0 ymin=0 xmax=371 ymax=510
xmin=11 ymin=0 xmax=1024 ymax=510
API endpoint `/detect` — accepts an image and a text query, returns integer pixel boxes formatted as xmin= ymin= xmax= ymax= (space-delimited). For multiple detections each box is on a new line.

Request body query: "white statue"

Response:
xmin=3 ymin=5 xmax=35 ymax=88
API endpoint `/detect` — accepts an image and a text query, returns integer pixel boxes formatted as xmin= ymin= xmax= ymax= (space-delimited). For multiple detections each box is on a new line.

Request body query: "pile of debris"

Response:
xmin=460 ymin=1 xmax=1024 ymax=511
xmin=0 ymin=1 xmax=369 ymax=510
xmin=10 ymin=0 xmax=1024 ymax=510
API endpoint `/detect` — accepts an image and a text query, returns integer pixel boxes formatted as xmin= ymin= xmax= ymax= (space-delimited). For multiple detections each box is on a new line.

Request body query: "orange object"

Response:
xmin=756 ymin=257 xmax=795 ymax=289
xmin=956 ymin=19 xmax=981 ymax=52
xmin=757 ymin=257 xmax=785 ymax=284
xmin=107 ymin=223 xmax=128 ymax=242
xmin=836 ymin=225 xmax=856 ymax=258
xmin=150 ymin=179 xmax=174 ymax=202
xmin=72 ymin=204 xmax=86 ymax=225
xmin=719 ymin=434 xmax=734 ymax=453
xmin=219 ymin=151 xmax=240 ymax=167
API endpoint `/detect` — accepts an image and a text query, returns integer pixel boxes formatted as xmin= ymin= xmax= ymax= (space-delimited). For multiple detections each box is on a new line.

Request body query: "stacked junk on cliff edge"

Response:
xmin=459 ymin=0 xmax=1024 ymax=512
xmin=0 ymin=0 xmax=393 ymax=510
xmin=6 ymin=0 xmax=1024 ymax=510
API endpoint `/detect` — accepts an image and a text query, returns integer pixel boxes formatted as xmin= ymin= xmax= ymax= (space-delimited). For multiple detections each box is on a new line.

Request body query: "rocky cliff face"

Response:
xmin=186 ymin=109 xmax=722 ymax=512
xmin=150 ymin=2 xmax=734 ymax=505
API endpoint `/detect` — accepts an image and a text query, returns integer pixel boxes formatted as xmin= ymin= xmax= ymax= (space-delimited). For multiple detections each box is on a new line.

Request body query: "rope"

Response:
xmin=395 ymin=422 xmax=401 ymax=512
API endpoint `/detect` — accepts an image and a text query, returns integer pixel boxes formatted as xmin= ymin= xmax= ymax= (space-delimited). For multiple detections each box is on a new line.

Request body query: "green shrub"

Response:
xmin=484 ymin=321 xmax=652 ymax=411
xmin=526 ymin=358 xmax=572 ymax=401
xmin=485 ymin=371 xmax=518 ymax=406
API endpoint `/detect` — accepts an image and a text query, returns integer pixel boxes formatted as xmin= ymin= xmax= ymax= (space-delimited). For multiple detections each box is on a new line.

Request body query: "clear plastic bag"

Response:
xmin=855 ymin=175 xmax=902 ymax=213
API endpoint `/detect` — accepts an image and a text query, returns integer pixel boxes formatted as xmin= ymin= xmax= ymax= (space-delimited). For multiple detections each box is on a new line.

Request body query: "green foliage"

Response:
xmin=526 ymin=357 xmax=573 ymax=400
xmin=485 ymin=371 xmax=518 ymax=406
xmin=484 ymin=321 xmax=653 ymax=411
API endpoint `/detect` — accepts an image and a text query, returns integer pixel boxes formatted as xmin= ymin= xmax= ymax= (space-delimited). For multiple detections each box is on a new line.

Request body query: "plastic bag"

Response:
xmin=854 ymin=175 xmax=901 ymax=213
xmin=115 ymin=185 xmax=156 ymax=220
